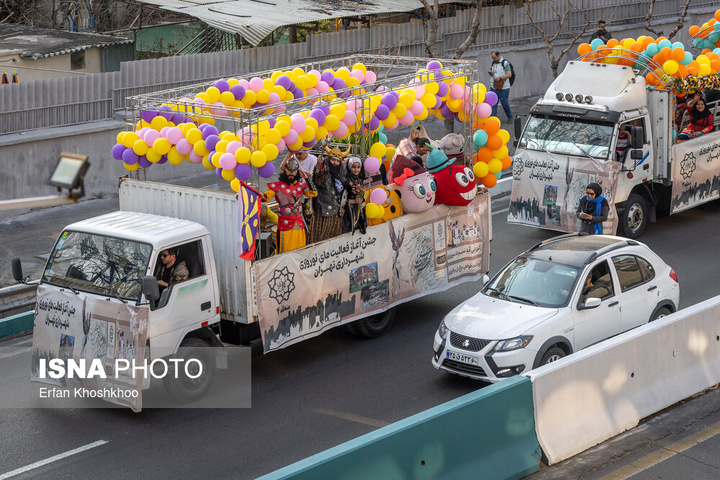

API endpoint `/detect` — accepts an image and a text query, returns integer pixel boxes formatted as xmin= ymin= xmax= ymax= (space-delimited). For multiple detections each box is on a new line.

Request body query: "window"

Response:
xmin=153 ymin=240 xmax=205 ymax=309
xmin=582 ymin=261 xmax=614 ymax=300
xmin=612 ymin=255 xmax=648 ymax=292
xmin=70 ymin=51 xmax=85 ymax=70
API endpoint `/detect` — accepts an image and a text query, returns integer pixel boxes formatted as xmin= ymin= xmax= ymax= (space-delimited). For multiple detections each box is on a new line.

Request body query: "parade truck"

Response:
xmin=508 ymin=57 xmax=720 ymax=238
xmin=11 ymin=55 xmax=500 ymax=411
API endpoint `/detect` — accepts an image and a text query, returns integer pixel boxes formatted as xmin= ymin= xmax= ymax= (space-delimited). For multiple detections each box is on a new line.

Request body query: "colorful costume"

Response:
xmin=390 ymin=155 xmax=437 ymax=214
xmin=308 ymin=154 xmax=346 ymax=244
xmin=264 ymin=174 xmax=317 ymax=253
xmin=343 ymin=157 xmax=369 ymax=235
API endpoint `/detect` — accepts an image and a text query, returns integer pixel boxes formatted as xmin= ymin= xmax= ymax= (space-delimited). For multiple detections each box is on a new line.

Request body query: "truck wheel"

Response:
xmin=349 ymin=308 xmax=395 ymax=339
xmin=620 ymin=193 xmax=648 ymax=239
xmin=163 ymin=337 xmax=216 ymax=403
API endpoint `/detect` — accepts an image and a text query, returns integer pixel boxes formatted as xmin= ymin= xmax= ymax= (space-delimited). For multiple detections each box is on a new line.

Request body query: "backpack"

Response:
xmin=503 ymin=59 xmax=516 ymax=86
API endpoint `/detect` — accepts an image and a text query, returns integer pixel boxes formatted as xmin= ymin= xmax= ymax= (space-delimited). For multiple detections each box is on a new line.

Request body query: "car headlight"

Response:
xmin=494 ymin=335 xmax=533 ymax=352
xmin=438 ymin=319 xmax=449 ymax=339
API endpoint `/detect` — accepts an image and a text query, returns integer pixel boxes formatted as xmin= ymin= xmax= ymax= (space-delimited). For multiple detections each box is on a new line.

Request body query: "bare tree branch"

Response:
xmin=419 ymin=0 xmax=440 ymax=58
xmin=644 ymin=0 xmax=664 ymax=36
xmin=453 ymin=1 xmax=482 ymax=60
xmin=666 ymin=0 xmax=692 ymax=40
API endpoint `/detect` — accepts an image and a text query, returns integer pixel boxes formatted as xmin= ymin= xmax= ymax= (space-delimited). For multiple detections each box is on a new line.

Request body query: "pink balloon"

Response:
xmin=160 ymin=126 xmax=170 ymax=138
xmin=188 ymin=151 xmax=203 ymax=164
xmin=144 ymin=129 xmax=160 ymax=145
xmin=237 ymin=79 xmax=250 ymax=90
xmin=226 ymin=141 xmax=242 ymax=155
xmin=274 ymin=105 xmax=287 ymax=114
xmin=346 ymin=99 xmax=360 ymax=112
xmin=409 ymin=100 xmax=424 ymax=116
xmin=166 ymin=127 xmax=184 ymax=145
xmin=306 ymin=87 xmax=319 ymax=97
xmin=364 ymin=71 xmax=377 ymax=83
xmin=316 ymin=81 xmax=330 ymax=94
xmin=376 ymin=85 xmax=387 ymax=93
xmin=249 ymin=77 xmax=264 ymax=92
xmin=211 ymin=102 xmax=228 ymax=116
xmin=398 ymin=110 xmax=415 ymax=126
xmin=192 ymin=97 xmax=206 ymax=104
xmin=290 ymin=113 xmax=306 ymax=133
xmin=176 ymin=138 xmax=193 ymax=155
xmin=283 ymin=129 xmax=299 ymax=145
xmin=449 ymin=84 xmax=464 ymax=100
xmin=350 ymin=69 xmax=365 ymax=82
xmin=275 ymin=138 xmax=286 ymax=152
xmin=137 ymin=127 xmax=150 ymax=140
xmin=364 ymin=156 xmax=381 ymax=174
xmin=477 ymin=103 xmax=492 ymax=118
xmin=333 ymin=122 xmax=348 ymax=138
xmin=412 ymin=85 xmax=425 ymax=98
xmin=268 ymin=92 xmax=281 ymax=105
xmin=343 ymin=110 xmax=357 ymax=126
xmin=220 ymin=152 xmax=236 ymax=170
xmin=370 ymin=187 xmax=388 ymax=204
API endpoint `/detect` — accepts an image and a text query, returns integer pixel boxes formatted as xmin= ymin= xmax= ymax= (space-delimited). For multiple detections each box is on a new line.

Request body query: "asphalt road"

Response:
xmin=1 ymin=189 xmax=720 ymax=479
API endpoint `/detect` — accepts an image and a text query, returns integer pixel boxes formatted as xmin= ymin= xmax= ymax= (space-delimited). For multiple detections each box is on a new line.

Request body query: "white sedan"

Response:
xmin=432 ymin=234 xmax=679 ymax=382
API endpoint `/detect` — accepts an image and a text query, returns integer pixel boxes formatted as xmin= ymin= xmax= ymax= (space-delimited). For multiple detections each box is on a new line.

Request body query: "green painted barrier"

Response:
xmin=0 ymin=311 xmax=34 ymax=339
xmin=257 ymin=376 xmax=540 ymax=480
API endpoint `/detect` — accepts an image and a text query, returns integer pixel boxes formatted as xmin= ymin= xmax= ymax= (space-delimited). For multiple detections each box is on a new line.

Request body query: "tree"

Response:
xmin=525 ymin=0 xmax=596 ymax=78
xmin=644 ymin=0 xmax=692 ymax=40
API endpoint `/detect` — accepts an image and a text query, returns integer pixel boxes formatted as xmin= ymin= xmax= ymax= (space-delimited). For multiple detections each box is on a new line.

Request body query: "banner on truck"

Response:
xmin=508 ymin=151 xmax=619 ymax=234
xmin=31 ymin=285 xmax=148 ymax=412
xmin=670 ymin=134 xmax=720 ymax=213
xmin=254 ymin=194 xmax=491 ymax=353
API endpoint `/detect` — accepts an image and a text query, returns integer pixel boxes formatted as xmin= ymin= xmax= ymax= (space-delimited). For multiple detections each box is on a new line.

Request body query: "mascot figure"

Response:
xmin=425 ymin=148 xmax=477 ymax=206
xmin=390 ymin=155 xmax=436 ymax=213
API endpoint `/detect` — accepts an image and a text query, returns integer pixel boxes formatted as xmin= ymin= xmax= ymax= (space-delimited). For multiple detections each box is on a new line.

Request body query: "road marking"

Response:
xmin=493 ymin=207 xmax=509 ymax=215
xmin=0 ymin=440 xmax=108 ymax=479
xmin=314 ymin=408 xmax=390 ymax=428
xmin=0 ymin=347 xmax=31 ymax=361
xmin=595 ymin=419 xmax=720 ymax=480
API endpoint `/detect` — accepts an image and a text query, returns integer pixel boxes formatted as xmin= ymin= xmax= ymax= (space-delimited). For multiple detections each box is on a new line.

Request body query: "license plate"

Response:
xmin=446 ymin=349 xmax=479 ymax=366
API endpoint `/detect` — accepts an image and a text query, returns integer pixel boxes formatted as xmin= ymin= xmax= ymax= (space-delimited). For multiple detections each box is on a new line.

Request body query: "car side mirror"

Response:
xmin=142 ymin=275 xmax=160 ymax=303
xmin=12 ymin=257 xmax=25 ymax=283
xmin=580 ymin=297 xmax=601 ymax=310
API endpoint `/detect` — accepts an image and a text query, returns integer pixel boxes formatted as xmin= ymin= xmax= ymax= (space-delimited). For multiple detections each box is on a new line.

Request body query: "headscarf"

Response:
xmin=586 ymin=183 xmax=606 ymax=234
xmin=691 ymin=98 xmax=711 ymax=122
xmin=346 ymin=157 xmax=364 ymax=183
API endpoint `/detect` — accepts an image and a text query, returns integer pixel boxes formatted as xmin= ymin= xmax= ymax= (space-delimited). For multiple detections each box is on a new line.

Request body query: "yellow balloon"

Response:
xmin=488 ymin=158 xmax=503 ymax=174
xmin=473 ymin=162 xmax=489 ymax=178
xmin=116 ymin=131 xmax=127 ymax=144
xmin=699 ymin=63 xmax=712 ymax=76
xmin=124 ymin=162 xmax=139 ymax=172
xmin=251 ymin=150 xmax=267 ymax=167
xmin=324 ymin=115 xmax=340 ymax=132
xmin=216 ymin=140 xmax=229 ymax=153
xmin=301 ymin=126 xmax=316 ymax=143
xmin=663 ymin=60 xmax=679 ymax=75
xmin=288 ymin=139 xmax=304 ymax=151
xmin=211 ymin=152 xmax=223 ymax=168
xmin=316 ymin=126 xmax=329 ymax=140
xmin=230 ymin=178 xmax=241 ymax=193
xmin=292 ymin=67 xmax=306 ymax=77
xmin=399 ymin=92 xmax=415 ymax=108
xmin=365 ymin=203 xmax=380 ymax=219
xmin=153 ymin=138 xmax=171 ymax=155
xmin=167 ymin=147 xmax=185 ymax=165
xmin=146 ymin=149 xmax=161 ymax=163
xmin=205 ymin=87 xmax=221 ymax=104
xmin=493 ymin=145 xmax=509 ymax=159
xmin=186 ymin=128 xmax=203 ymax=145
xmin=498 ymin=129 xmax=510 ymax=144
xmin=262 ymin=143 xmax=279 ymax=161
xmin=256 ymin=89 xmax=270 ymax=104
xmin=386 ymin=146 xmax=396 ymax=159
xmin=305 ymin=117 xmax=319 ymax=132
xmin=243 ymin=90 xmax=257 ymax=105
xmin=202 ymin=155 xmax=214 ymax=170
xmin=221 ymin=169 xmax=236 ymax=181
xmin=352 ymin=63 xmax=367 ymax=74
xmin=370 ymin=142 xmax=386 ymax=159
xmin=265 ymin=128 xmax=281 ymax=145
xmin=122 ymin=132 xmax=139 ymax=148
xmin=150 ymin=116 xmax=168 ymax=131
xmin=275 ymin=120 xmax=291 ymax=137
xmin=425 ymin=82 xmax=439 ymax=96
xmin=220 ymin=91 xmax=235 ymax=106
xmin=193 ymin=140 xmax=209 ymax=156
xmin=393 ymin=104 xmax=407 ymax=119
xmin=132 ymin=139 xmax=149 ymax=156
xmin=415 ymin=109 xmax=430 ymax=121
xmin=330 ymin=103 xmax=346 ymax=118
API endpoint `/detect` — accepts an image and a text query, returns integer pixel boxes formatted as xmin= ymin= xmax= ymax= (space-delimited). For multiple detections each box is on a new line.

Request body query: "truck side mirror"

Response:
xmin=513 ymin=117 xmax=522 ymax=139
xmin=142 ymin=275 xmax=160 ymax=303
xmin=481 ymin=274 xmax=490 ymax=286
xmin=629 ymin=126 xmax=644 ymax=148
xmin=12 ymin=257 xmax=24 ymax=283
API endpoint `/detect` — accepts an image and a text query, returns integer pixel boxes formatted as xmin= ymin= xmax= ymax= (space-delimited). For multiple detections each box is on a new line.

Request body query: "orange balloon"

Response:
xmin=578 ymin=43 xmax=592 ymax=56
xmin=481 ymin=174 xmax=497 ymax=188
xmin=486 ymin=135 xmax=503 ymax=151
xmin=688 ymin=66 xmax=698 ymax=76
xmin=501 ymin=156 xmax=512 ymax=170
xmin=671 ymin=47 xmax=685 ymax=62
xmin=607 ymin=39 xmax=619 ymax=48
xmin=689 ymin=25 xmax=700 ymax=37
xmin=659 ymin=47 xmax=672 ymax=63
xmin=476 ymin=147 xmax=493 ymax=163
xmin=711 ymin=59 xmax=720 ymax=72
xmin=484 ymin=117 xmax=501 ymax=136
xmin=646 ymin=72 xmax=659 ymax=86
xmin=641 ymin=37 xmax=655 ymax=48
xmin=716 ymin=10 xmax=720 ymax=22
xmin=631 ymin=42 xmax=643 ymax=53
xmin=677 ymin=63 xmax=688 ymax=77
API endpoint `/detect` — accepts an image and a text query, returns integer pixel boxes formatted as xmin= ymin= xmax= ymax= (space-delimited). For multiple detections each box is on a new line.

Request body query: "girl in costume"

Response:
xmin=342 ymin=157 xmax=370 ymax=235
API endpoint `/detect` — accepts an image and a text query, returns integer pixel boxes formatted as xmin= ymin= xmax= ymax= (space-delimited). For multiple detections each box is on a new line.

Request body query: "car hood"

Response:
xmin=444 ymin=292 xmax=559 ymax=340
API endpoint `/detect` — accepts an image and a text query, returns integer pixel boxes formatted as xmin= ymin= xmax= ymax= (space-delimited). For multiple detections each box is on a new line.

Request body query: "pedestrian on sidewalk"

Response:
xmin=589 ymin=20 xmax=612 ymax=44
xmin=489 ymin=51 xmax=513 ymax=122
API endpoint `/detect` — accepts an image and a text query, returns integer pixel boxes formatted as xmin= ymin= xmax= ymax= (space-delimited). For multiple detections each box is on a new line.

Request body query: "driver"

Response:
xmin=155 ymin=248 xmax=189 ymax=291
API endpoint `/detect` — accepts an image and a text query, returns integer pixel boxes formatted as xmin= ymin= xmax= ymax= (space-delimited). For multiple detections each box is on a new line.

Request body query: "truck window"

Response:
xmin=520 ymin=115 xmax=614 ymax=159
xmin=42 ymin=231 xmax=152 ymax=300
xmin=153 ymin=240 xmax=205 ymax=308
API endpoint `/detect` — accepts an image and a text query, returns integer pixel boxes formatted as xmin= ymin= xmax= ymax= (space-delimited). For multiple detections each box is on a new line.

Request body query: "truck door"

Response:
xmin=150 ymin=238 xmax=217 ymax=351
xmin=615 ymin=117 xmax=652 ymax=202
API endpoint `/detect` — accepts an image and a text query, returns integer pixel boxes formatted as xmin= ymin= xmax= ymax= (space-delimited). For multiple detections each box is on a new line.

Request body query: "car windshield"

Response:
xmin=484 ymin=256 xmax=580 ymax=308
xmin=42 ymin=230 xmax=152 ymax=301
xmin=519 ymin=115 xmax=614 ymax=159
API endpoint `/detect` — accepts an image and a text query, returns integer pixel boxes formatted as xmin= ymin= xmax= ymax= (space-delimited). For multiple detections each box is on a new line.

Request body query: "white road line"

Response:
xmin=0 ymin=440 xmax=109 ymax=480
xmin=0 ymin=347 xmax=31 ymax=361
xmin=493 ymin=207 xmax=509 ymax=215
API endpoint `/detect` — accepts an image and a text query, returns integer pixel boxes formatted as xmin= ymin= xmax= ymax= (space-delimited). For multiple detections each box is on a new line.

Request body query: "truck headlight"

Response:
xmin=494 ymin=335 xmax=533 ymax=352
xmin=438 ymin=319 xmax=449 ymax=339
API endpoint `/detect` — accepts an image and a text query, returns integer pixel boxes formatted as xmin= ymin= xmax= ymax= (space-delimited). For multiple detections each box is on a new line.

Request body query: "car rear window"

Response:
xmin=612 ymin=255 xmax=649 ymax=292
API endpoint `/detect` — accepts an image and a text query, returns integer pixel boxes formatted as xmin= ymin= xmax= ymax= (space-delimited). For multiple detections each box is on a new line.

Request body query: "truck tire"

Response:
xmin=620 ymin=193 xmax=648 ymax=239
xmin=163 ymin=337 xmax=216 ymax=403
xmin=348 ymin=308 xmax=395 ymax=339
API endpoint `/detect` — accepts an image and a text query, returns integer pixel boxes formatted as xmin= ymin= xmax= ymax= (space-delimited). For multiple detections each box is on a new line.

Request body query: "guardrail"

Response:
xmin=0 ymin=284 xmax=36 ymax=319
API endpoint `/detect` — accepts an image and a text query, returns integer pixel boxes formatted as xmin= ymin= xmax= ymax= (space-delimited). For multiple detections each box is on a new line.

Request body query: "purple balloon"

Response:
xmin=215 ymin=167 xmax=224 ymax=179
xmin=275 ymin=75 xmax=291 ymax=89
xmin=205 ymin=134 xmax=221 ymax=151
xmin=138 ymin=156 xmax=152 ymax=168
xmin=158 ymin=105 xmax=174 ymax=121
xmin=303 ymin=139 xmax=317 ymax=148
xmin=157 ymin=155 xmax=168 ymax=164
xmin=267 ymin=118 xmax=276 ymax=128
xmin=433 ymin=95 xmax=442 ymax=109
xmin=375 ymin=104 xmax=390 ymax=121
xmin=381 ymin=93 xmax=398 ymax=110
xmin=484 ymin=91 xmax=498 ymax=107
xmin=122 ymin=149 xmax=139 ymax=164
xmin=214 ymin=79 xmax=230 ymax=93
xmin=440 ymin=104 xmax=453 ymax=119
xmin=230 ymin=85 xmax=246 ymax=100
xmin=309 ymin=108 xmax=326 ymax=125
xmin=290 ymin=87 xmax=303 ymax=99
xmin=202 ymin=125 xmax=219 ymax=139
xmin=320 ymin=71 xmax=335 ymax=85
xmin=141 ymin=109 xmax=157 ymax=123
xmin=437 ymin=82 xmax=449 ymax=97
xmin=331 ymin=78 xmax=346 ymax=91
xmin=171 ymin=114 xmax=185 ymax=124
xmin=427 ymin=60 xmax=442 ymax=71
xmin=368 ymin=116 xmax=380 ymax=131
xmin=258 ymin=162 xmax=275 ymax=178
xmin=235 ymin=163 xmax=252 ymax=181
xmin=112 ymin=144 xmax=126 ymax=160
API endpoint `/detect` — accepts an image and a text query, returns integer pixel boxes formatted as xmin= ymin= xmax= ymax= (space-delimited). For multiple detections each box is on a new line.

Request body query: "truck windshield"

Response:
xmin=519 ymin=115 xmax=614 ymax=159
xmin=42 ymin=231 xmax=152 ymax=301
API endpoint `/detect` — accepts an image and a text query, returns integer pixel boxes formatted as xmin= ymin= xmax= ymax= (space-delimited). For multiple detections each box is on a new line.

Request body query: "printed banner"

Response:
xmin=238 ymin=181 xmax=262 ymax=260
xmin=670 ymin=133 xmax=720 ymax=213
xmin=31 ymin=285 xmax=148 ymax=412
xmin=508 ymin=150 xmax=619 ymax=234
xmin=254 ymin=194 xmax=491 ymax=353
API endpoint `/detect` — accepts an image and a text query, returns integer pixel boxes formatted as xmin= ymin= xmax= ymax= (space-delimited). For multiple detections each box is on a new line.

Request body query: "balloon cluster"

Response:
xmin=113 ymin=61 xmax=506 ymax=192
xmin=689 ymin=9 xmax=720 ymax=52
xmin=470 ymin=116 xmax=511 ymax=188
xmin=363 ymin=143 xmax=392 ymax=218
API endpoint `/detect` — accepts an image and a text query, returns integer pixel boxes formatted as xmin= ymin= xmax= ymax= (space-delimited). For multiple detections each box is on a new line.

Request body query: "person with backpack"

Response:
xmin=489 ymin=51 xmax=513 ymax=122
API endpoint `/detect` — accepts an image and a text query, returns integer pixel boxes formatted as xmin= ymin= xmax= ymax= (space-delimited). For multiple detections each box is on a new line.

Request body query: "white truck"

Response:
xmin=13 ymin=178 xmax=491 ymax=410
xmin=509 ymin=59 xmax=720 ymax=238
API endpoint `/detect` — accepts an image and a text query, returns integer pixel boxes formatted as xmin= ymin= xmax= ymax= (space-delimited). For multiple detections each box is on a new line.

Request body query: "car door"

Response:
xmin=571 ymin=260 xmax=622 ymax=350
xmin=611 ymin=253 xmax=657 ymax=331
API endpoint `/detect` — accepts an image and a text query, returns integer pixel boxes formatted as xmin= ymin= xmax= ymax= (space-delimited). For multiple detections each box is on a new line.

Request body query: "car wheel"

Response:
xmin=650 ymin=306 xmax=672 ymax=322
xmin=620 ymin=193 xmax=648 ymax=239
xmin=540 ymin=346 xmax=566 ymax=366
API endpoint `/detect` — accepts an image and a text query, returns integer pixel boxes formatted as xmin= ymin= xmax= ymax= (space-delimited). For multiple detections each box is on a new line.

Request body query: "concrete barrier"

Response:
xmin=257 ymin=376 xmax=540 ymax=480
xmin=526 ymin=297 xmax=720 ymax=465
xmin=0 ymin=311 xmax=33 ymax=339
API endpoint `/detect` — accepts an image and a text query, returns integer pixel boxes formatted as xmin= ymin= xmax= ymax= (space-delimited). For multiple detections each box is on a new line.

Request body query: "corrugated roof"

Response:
xmin=0 ymin=24 xmax=133 ymax=60
xmin=134 ymin=0 xmax=468 ymax=47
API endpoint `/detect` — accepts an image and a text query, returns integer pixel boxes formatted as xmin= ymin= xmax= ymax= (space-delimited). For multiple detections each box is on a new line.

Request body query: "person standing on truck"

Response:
xmin=589 ymin=20 xmax=612 ymax=43
xmin=308 ymin=147 xmax=347 ymax=244
xmin=577 ymin=183 xmax=609 ymax=235
xmin=263 ymin=158 xmax=318 ymax=253
xmin=489 ymin=51 xmax=513 ymax=122
xmin=678 ymin=97 xmax=714 ymax=142
xmin=342 ymin=157 xmax=369 ymax=235
xmin=155 ymin=248 xmax=189 ymax=291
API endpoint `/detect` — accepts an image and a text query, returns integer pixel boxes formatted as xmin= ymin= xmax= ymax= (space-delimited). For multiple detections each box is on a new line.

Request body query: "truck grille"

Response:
xmin=443 ymin=359 xmax=487 ymax=377
xmin=450 ymin=332 xmax=489 ymax=352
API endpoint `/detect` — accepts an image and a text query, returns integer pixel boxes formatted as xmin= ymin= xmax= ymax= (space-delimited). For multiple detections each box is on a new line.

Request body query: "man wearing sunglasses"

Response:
xmin=156 ymin=248 xmax=189 ymax=291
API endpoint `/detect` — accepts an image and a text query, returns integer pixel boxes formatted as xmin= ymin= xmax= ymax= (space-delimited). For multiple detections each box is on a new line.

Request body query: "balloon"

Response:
xmin=381 ymin=93 xmax=398 ymax=110
xmin=473 ymin=161 xmax=490 ymax=178
xmin=112 ymin=144 xmax=126 ymax=160
xmin=138 ymin=156 xmax=153 ymax=168
xmin=234 ymin=163 xmax=252 ymax=182
xmin=378 ymin=132 xmax=388 ymax=144
xmin=473 ymin=130 xmax=489 ymax=148
xmin=484 ymin=91 xmax=498 ymax=106
xmin=481 ymin=174 xmax=497 ymax=188
xmin=366 ymin=203 xmax=381 ymax=219
xmin=291 ymin=114 xmax=306 ymax=133
xmin=370 ymin=142 xmax=386 ymax=159
xmin=122 ymin=148 xmax=139 ymax=164
xmin=258 ymin=162 xmax=276 ymax=178
xmin=364 ymin=156 xmax=381 ymax=174
xmin=375 ymin=104 xmax=390 ymax=120
xmin=251 ymin=151 xmax=267 ymax=167
xmin=262 ymin=143 xmax=279 ymax=161
xmin=590 ymin=38 xmax=605 ymax=50
xmin=218 ymin=152 xmax=235 ymax=170
xmin=370 ymin=188 xmax=388 ymax=205
xmin=132 ymin=139 xmax=149 ymax=156
xmin=166 ymin=127 xmax=184 ymax=145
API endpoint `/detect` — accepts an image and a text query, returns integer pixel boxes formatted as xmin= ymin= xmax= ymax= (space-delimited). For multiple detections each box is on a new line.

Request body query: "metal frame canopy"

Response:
xmin=133 ymin=0 xmax=467 ymax=46
xmin=125 ymin=54 xmax=479 ymax=150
